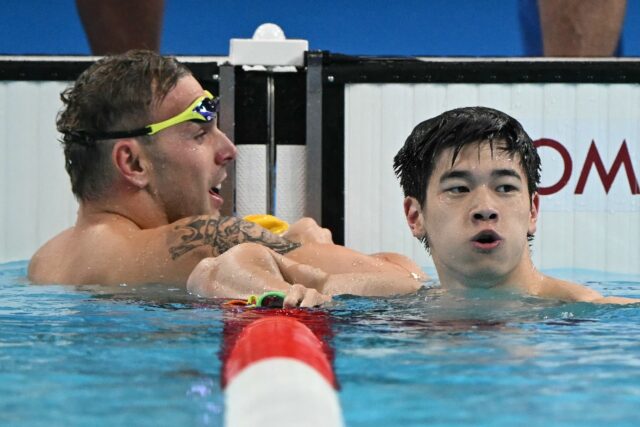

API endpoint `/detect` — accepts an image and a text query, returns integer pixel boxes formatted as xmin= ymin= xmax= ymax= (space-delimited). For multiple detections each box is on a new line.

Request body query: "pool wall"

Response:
xmin=0 ymin=74 xmax=76 ymax=262
xmin=342 ymin=75 xmax=640 ymax=274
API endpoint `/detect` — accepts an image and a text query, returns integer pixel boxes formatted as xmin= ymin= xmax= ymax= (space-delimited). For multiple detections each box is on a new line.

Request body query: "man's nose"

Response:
xmin=470 ymin=189 xmax=499 ymax=222
xmin=215 ymin=131 xmax=237 ymax=165
xmin=472 ymin=208 xmax=498 ymax=222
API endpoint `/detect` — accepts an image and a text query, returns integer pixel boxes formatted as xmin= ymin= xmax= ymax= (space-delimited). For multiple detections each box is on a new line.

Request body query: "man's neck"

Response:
xmin=77 ymin=190 xmax=169 ymax=230
xmin=435 ymin=252 xmax=544 ymax=293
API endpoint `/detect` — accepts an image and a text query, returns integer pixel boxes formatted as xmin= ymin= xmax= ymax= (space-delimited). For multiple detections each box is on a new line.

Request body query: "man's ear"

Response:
xmin=528 ymin=192 xmax=540 ymax=235
xmin=112 ymin=139 xmax=150 ymax=188
xmin=403 ymin=197 xmax=426 ymax=238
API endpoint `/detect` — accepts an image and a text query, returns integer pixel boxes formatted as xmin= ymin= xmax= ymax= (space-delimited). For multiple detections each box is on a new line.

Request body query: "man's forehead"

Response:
xmin=434 ymin=140 xmax=521 ymax=169
xmin=153 ymin=75 xmax=203 ymax=119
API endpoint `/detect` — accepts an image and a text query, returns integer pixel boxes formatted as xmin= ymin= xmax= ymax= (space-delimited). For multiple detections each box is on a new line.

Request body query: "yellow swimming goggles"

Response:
xmin=92 ymin=90 xmax=219 ymax=139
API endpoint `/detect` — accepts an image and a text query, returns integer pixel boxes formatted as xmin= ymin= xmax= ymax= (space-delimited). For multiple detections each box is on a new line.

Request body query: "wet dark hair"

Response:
xmin=393 ymin=106 xmax=541 ymax=249
xmin=57 ymin=50 xmax=191 ymax=201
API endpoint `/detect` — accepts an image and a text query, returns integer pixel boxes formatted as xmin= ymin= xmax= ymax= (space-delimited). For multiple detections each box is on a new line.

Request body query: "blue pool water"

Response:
xmin=2 ymin=260 xmax=640 ymax=427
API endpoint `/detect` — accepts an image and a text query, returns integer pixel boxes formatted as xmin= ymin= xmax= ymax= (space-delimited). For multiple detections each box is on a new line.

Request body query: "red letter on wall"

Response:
xmin=534 ymin=138 xmax=572 ymax=195
xmin=575 ymin=140 xmax=640 ymax=194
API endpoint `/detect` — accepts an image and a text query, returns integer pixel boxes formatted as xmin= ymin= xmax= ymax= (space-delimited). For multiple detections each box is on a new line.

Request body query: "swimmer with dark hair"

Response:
xmin=394 ymin=106 xmax=638 ymax=304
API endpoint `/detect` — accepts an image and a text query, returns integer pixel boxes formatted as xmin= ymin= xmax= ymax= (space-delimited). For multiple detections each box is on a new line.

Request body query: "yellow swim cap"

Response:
xmin=243 ymin=214 xmax=289 ymax=235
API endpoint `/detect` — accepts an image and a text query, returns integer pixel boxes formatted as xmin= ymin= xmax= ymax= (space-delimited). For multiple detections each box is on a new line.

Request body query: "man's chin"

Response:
xmin=464 ymin=265 xmax=512 ymax=288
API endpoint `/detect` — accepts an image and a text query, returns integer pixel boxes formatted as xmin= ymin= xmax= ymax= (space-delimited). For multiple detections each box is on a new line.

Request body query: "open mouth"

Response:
xmin=471 ymin=230 xmax=502 ymax=250
xmin=208 ymin=184 xmax=224 ymax=208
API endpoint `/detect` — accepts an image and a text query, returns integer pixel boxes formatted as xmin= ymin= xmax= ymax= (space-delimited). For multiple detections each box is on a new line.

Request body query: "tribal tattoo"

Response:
xmin=169 ymin=216 xmax=301 ymax=260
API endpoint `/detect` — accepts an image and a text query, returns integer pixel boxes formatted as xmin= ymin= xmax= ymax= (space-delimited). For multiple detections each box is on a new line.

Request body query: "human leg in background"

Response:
xmin=76 ymin=0 xmax=164 ymax=54
xmin=538 ymin=0 xmax=626 ymax=56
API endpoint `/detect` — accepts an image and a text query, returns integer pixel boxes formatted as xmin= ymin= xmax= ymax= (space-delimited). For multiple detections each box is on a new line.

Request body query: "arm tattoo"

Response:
xmin=169 ymin=216 xmax=301 ymax=260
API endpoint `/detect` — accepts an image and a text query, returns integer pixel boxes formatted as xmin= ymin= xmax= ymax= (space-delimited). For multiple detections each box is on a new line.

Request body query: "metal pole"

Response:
xmin=305 ymin=51 xmax=324 ymax=222
xmin=266 ymin=72 xmax=276 ymax=215
xmin=219 ymin=64 xmax=236 ymax=216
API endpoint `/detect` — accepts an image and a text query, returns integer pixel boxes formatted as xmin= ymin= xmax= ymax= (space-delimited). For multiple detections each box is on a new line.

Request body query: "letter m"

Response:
xmin=575 ymin=140 xmax=640 ymax=194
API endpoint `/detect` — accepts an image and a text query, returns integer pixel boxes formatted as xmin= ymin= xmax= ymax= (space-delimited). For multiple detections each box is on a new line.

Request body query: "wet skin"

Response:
xmin=28 ymin=76 xmax=299 ymax=285
xmin=30 ymin=74 xmax=426 ymax=303
xmin=141 ymin=74 xmax=236 ymax=221
xmin=405 ymin=141 xmax=539 ymax=290
xmin=402 ymin=140 xmax=640 ymax=304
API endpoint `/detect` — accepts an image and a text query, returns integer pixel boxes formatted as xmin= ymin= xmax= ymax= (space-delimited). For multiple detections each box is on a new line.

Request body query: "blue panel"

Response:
xmin=0 ymin=0 xmax=638 ymax=56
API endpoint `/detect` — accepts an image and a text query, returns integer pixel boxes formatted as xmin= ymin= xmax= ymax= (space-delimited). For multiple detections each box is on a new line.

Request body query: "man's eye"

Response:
xmin=447 ymin=186 xmax=469 ymax=194
xmin=496 ymin=184 xmax=517 ymax=193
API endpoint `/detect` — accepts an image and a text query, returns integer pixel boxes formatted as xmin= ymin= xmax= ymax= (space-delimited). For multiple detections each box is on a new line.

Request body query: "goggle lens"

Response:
xmin=194 ymin=97 xmax=219 ymax=123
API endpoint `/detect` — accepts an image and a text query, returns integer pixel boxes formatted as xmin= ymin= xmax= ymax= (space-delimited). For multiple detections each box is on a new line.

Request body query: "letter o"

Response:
xmin=534 ymin=138 xmax=572 ymax=195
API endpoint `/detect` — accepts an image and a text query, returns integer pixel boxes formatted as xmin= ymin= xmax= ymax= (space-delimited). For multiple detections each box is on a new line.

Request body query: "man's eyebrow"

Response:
xmin=438 ymin=168 xmax=523 ymax=184
xmin=439 ymin=170 xmax=472 ymax=183
xmin=186 ymin=119 xmax=213 ymax=131
xmin=492 ymin=168 xmax=522 ymax=181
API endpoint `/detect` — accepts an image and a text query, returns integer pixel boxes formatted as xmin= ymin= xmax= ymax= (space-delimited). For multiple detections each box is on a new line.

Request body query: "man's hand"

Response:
xmin=186 ymin=243 xmax=333 ymax=306
xmin=282 ymin=218 xmax=333 ymax=245
xmin=284 ymin=284 xmax=332 ymax=308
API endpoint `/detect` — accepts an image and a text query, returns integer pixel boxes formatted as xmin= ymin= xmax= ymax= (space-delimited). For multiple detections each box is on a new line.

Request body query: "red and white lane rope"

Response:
xmin=223 ymin=315 xmax=343 ymax=427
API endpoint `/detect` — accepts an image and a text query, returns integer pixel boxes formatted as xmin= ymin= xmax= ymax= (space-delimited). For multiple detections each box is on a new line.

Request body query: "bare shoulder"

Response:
xmin=29 ymin=214 xmax=300 ymax=286
xmin=28 ymin=220 xmax=148 ymax=284
xmin=537 ymin=276 xmax=640 ymax=304
xmin=535 ymin=276 xmax=602 ymax=302
xmin=28 ymin=227 xmax=76 ymax=283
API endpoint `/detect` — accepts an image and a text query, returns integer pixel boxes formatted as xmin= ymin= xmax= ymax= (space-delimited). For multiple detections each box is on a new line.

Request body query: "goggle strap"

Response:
xmin=82 ymin=91 xmax=217 ymax=140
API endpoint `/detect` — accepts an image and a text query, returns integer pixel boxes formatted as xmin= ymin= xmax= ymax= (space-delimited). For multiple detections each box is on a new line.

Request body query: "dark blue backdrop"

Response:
xmin=1 ymin=0 xmax=639 ymax=56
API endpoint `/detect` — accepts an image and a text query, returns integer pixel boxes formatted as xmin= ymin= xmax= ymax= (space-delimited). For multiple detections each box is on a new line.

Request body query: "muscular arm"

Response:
xmin=187 ymin=243 xmax=422 ymax=299
xmin=168 ymin=215 xmax=301 ymax=260
xmin=283 ymin=243 xmax=428 ymax=280
xmin=29 ymin=213 xmax=419 ymax=289
xmin=186 ymin=243 xmax=331 ymax=307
